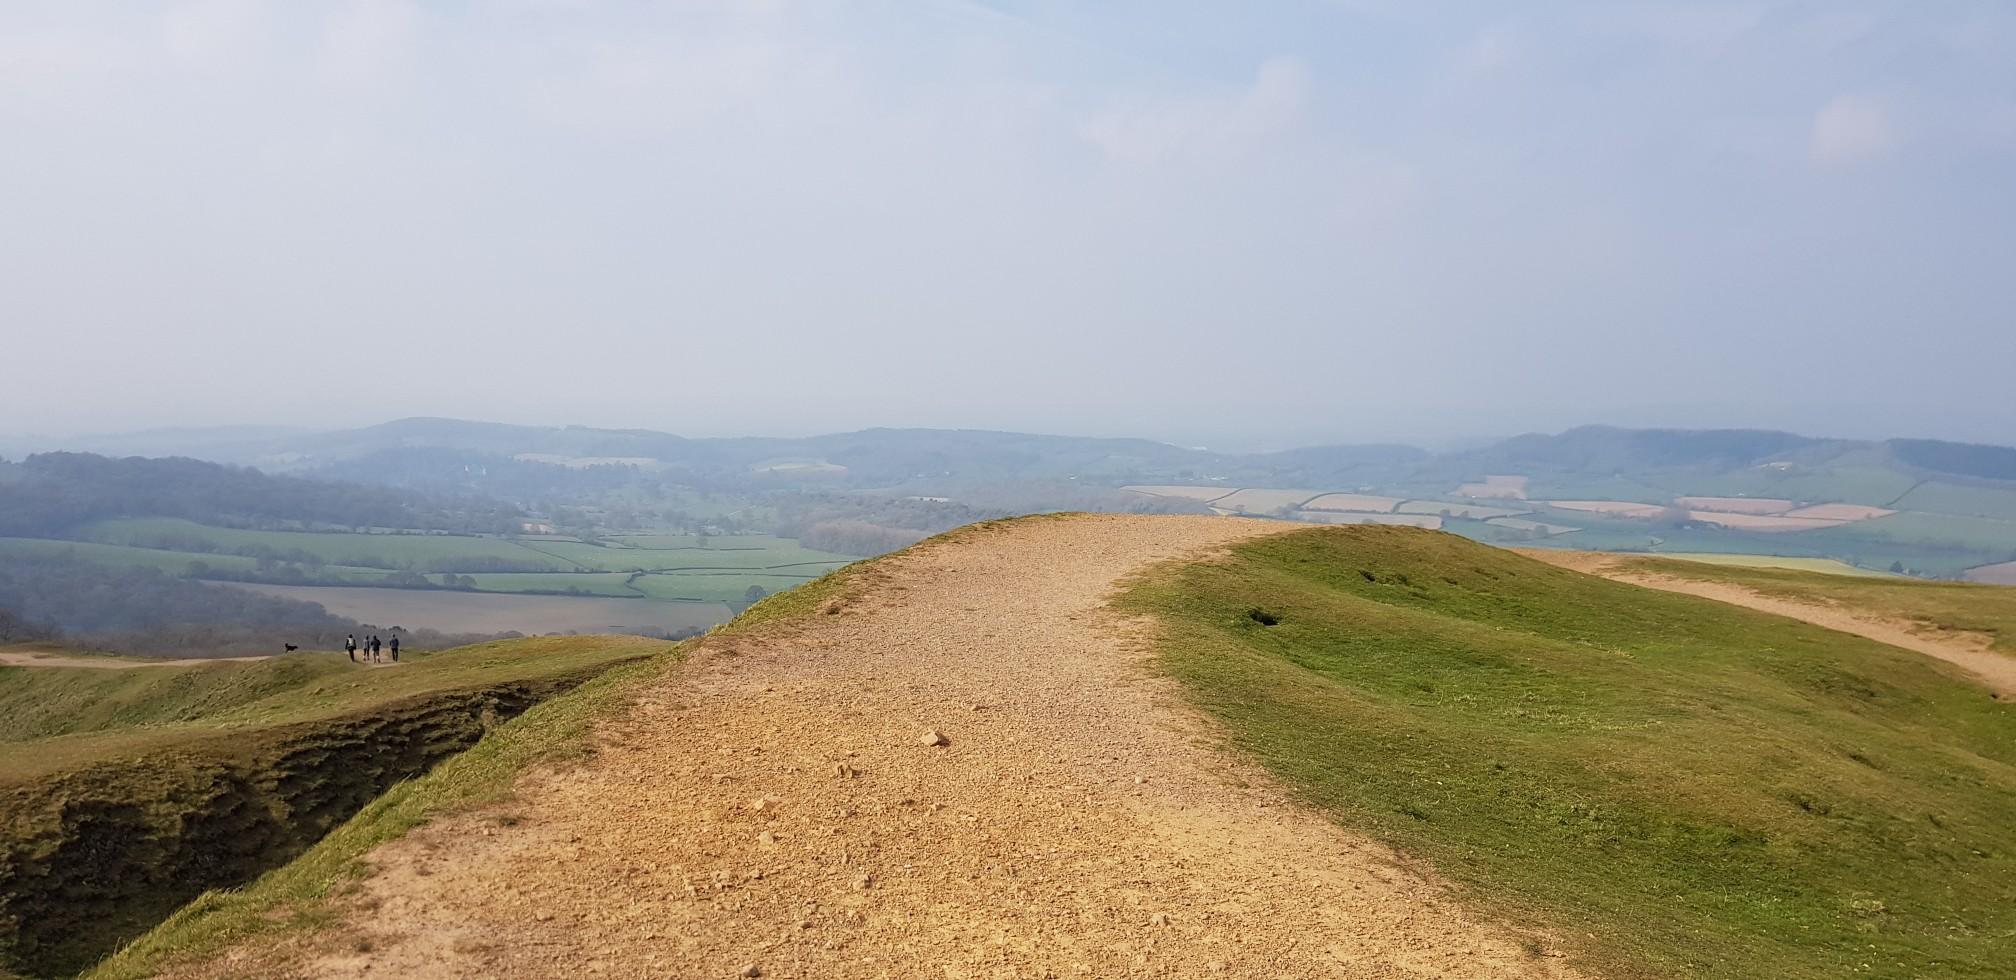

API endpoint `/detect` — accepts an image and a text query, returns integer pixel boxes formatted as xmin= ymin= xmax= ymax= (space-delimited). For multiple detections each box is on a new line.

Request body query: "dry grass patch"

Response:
xmin=1486 ymin=517 xmax=1578 ymax=535
xmin=1456 ymin=475 xmax=1528 ymax=499
xmin=1296 ymin=512 xmax=1443 ymax=529
xmin=1676 ymin=496 xmax=1797 ymax=515
xmin=1543 ymin=500 xmax=1669 ymax=518
xmin=1397 ymin=501 xmax=1528 ymax=520
xmin=1687 ymin=512 xmax=1846 ymax=533
xmin=1783 ymin=503 xmax=1896 ymax=521
xmin=1212 ymin=488 xmax=1326 ymax=512
xmin=1120 ymin=485 xmax=1235 ymax=502
xmin=1303 ymin=493 xmax=1405 ymax=513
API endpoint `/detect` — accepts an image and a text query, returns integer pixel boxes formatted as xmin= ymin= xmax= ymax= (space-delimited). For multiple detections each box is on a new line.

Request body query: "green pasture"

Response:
xmin=1126 ymin=525 xmax=2016 ymax=979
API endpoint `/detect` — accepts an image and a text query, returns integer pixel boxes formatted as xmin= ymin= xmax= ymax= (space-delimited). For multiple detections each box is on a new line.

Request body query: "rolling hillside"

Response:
xmin=93 ymin=516 xmax=2016 ymax=980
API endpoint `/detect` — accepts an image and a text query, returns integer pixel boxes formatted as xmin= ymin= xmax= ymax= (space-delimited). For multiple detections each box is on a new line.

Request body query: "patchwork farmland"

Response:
xmin=10 ymin=517 xmax=857 ymax=636
xmin=1129 ymin=476 xmax=2016 ymax=580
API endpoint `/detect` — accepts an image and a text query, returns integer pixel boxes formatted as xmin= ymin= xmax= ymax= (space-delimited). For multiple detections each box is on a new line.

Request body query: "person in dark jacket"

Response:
xmin=388 ymin=634 xmax=400 ymax=662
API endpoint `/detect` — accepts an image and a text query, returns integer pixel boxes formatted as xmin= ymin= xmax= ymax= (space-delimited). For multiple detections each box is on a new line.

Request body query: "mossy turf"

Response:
xmin=1122 ymin=526 xmax=2016 ymax=980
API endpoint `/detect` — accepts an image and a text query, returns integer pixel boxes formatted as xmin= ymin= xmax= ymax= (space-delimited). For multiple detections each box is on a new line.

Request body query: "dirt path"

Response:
xmin=181 ymin=516 xmax=1583 ymax=979
xmin=0 ymin=650 xmax=272 ymax=669
xmin=1522 ymin=551 xmax=2016 ymax=697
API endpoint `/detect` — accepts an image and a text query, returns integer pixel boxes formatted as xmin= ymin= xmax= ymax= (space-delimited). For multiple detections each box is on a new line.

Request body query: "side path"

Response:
xmin=1522 ymin=550 xmax=2016 ymax=698
xmin=179 ymin=515 xmax=1586 ymax=979
xmin=0 ymin=651 xmax=272 ymax=669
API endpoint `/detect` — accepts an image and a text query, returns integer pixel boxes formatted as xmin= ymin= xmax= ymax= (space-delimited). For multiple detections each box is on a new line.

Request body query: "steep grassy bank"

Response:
xmin=0 ymin=637 xmax=670 ymax=977
xmin=1123 ymin=526 xmax=2016 ymax=979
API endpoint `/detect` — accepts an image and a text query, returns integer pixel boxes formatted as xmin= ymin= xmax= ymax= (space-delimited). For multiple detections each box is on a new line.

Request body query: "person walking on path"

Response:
xmin=370 ymin=635 xmax=382 ymax=663
xmin=346 ymin=634 xmax=358 ymax=663
xmin=388 ymin=634 xmax=400 ymax=662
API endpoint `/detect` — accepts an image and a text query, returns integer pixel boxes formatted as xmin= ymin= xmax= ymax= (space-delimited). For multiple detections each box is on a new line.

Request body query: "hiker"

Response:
xmin=345 ymin=633 xmax=358 ymax=662
xmin=369 ymin=635 xmax=382 ymax=663
xmin=388 ymin=634 xmax=400 ymax=662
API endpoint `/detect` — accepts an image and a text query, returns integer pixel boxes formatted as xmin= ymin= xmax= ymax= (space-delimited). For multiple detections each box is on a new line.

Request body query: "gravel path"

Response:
xmin=1523 ymin=550 xmax=2016 ymax=697
xmin=181 ymin=515 xmax=1584 ymax=979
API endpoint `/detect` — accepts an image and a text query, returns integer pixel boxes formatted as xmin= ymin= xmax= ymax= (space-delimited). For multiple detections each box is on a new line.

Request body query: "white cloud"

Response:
xmin=1810 ymin=94 xmax=1897 ymax=166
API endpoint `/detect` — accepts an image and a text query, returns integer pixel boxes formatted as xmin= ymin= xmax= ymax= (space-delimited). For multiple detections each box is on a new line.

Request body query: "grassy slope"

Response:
xmin=0 ymin=637 xmax=671 ymax=783
xmin=84 ymin=555 xmax=886 ymax=980
xmin=1122 ymin=526 xmax=2016 ymax=980
xmin=1620 ymin=557 xmax=2016 ymax=654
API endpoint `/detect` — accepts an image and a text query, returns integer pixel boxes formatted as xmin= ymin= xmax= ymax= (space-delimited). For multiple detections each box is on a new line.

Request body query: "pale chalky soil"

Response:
xmin=182 ymin=515 xmax=1585 ymax=979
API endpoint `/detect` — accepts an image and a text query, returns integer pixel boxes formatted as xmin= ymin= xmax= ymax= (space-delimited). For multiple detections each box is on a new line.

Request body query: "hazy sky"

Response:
xmin=4 ymin=2 xmax=2013 ymax=449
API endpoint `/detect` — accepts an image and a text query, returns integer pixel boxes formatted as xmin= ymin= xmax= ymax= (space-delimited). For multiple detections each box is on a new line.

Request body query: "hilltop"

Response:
xmin=96 ymin=516 xmax=2016 ymax=979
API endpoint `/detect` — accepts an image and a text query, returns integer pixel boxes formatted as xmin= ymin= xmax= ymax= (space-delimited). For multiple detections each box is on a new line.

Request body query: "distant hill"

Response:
xmin=75 ymin=416 xmax=2004 ymax=492
xmin=0 ymin=452 xmax=522 ymax=538
xmin=1445 ymin=425 xmax=1837 ymax=472
xmin=1884 ymin=438 xmax=2016 ymax=482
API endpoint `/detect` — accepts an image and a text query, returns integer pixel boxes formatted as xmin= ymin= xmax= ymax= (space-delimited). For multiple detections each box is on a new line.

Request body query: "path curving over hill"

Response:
xmin=174 ymin=516 xmax=1583 ymax=979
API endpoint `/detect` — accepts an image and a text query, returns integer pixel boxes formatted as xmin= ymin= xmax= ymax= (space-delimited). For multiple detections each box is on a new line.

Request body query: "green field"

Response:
xmin=457 ymin=571 xmax=642 ymax=596
xmin=628 ymin=570 xmax=822 ymax=603
xmin=29 ymin=519 xmax=858 ymax=606
xmin=1891 ymin=481 xmax=2016 ymax=521
xmin=1123 ymin=526 xmax=2016 ymax=979
xmin=0 ymin=537 xmax=393 ymax=581
xmin=1833 ymin=511 xmax=2016 ymax=552
xmin=79 ymin=518 xmax=556 ymax=569
xmin=518 ymin=537 xmax=852 ymax=573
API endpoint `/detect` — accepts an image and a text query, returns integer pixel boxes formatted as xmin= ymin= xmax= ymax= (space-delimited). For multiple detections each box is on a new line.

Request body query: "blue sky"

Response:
xmin=2 ymin=2 xmax=2011 ymax=448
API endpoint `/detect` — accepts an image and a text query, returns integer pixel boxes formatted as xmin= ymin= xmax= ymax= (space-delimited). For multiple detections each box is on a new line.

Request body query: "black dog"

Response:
xmin=283 ymin=643 xmax=299 ymax=652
